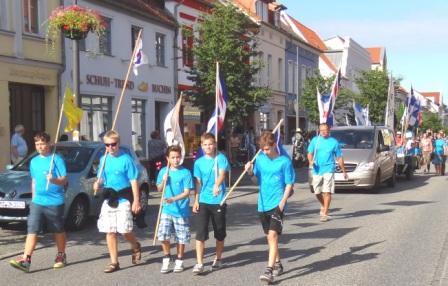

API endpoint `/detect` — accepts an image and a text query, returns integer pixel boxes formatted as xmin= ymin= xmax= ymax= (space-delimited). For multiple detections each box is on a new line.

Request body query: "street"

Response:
xmin=1 ymin=169 xmax=448 ymax=286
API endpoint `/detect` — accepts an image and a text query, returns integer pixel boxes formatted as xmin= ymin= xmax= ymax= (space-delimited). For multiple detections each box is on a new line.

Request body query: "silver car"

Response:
xmin=0 ymin=141 xmax=150 ymax=230
xmin=309 ymin=126 xmax=397 ymax=191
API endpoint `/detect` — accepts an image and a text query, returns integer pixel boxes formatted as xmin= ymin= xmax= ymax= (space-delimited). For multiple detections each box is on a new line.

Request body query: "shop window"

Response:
xmin=80 ymin=95 xmax=112 ymax=141
xmin=131 ymin=25 xmax=142 ymax=52
xmin=131 ymin=99 xmax=146 ymax=158
xmin=99 ymin=17 xmax=112 ymax=55
xmin=155 ymin=32 xmax=165 ymax=66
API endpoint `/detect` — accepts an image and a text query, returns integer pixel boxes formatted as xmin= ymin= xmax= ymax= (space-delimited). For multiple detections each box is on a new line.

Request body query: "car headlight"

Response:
xmin=357 ymin=162 xmax=375 ymax=171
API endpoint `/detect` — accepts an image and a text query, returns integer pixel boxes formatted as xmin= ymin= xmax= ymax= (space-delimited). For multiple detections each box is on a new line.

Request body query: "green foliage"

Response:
xmin=187 ymin=4 xmax=269 ymax=126
xmin=420 ymin=111 xmax=443 ymax=133
xmin=354 ymin=70 xmax=389 ymax=124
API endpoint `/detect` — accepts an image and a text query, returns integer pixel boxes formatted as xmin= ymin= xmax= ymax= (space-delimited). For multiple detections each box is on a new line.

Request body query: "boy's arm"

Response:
xmin=278 ymin=184 xmax=293 ymax=212
xmin=165 ymin=188 xmax=191 ymax=204
xmin=31 ymin=179 xmax=35 ymax=199
xmin=213 ymin=169 xmax=227 ymax=196
xmin=193 ymin=178 xmax=201 ymax=213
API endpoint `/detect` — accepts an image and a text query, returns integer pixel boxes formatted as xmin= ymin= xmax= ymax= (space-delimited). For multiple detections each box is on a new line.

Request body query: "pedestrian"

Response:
xmin=192 ymin=132 xmax=230 ymax=274
xmin=148 ymin=130 xmax=167 ymax=183
xmin=307 ymin=123 xmax=348 ymax=222
xmin=244 ymin=131 xmax=295 ymax=284
xmin=420 ymin=132 xmax=433 ymax=173
xmin=10 ymin=124 xmax=28 ymax=164
xmin=156 ymin=145 xmax=194 ymax=273
xmin=93 ymin=130 xmax=142 ymax=273
xmin=432 ymin=131 xmax=446 ymax=176
xmin=395 ymin=131 xmax=403 ymax=147
xmin=9 ymin=132 xmax=67 ymax=272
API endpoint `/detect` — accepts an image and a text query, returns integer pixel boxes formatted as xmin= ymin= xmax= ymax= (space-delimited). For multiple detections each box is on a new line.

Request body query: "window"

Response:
xmin=99 ymin=17 xmax=112 ymax=55
xmin=23 ymin=0 xmax=39 ymax=34
xmin=131 ymin=25 xmax=142 ymax=52
xmin=0 ymin=0 xmax=7 ymax=30
xmin=80 ymin=95 xmax=112 ymax=141
xmin=267 ymin=54 xmax=272 ymax=86
xmin=255 ymin=0 xmax=268 ymax=21
xmin=258 ymin=52 xmax=264 ymax=86
xmin=277 ymin=58 xmax=283 ymax=90
xmin=287 ymin=60 xmax=293 ymax=93
xmin=131 ymin=99 xmax=146 ymax=158
xmin=260 ymin=112 xmax=269 ymax=130
xmin=182 ymin=27 xmax=193 ymax=67
xmin=155 ymin=32 xmax=165 ymax=66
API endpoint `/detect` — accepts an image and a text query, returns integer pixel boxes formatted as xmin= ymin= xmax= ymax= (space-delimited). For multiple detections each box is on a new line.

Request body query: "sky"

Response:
xmin=281 ymin=0 xmax=448 ymax=104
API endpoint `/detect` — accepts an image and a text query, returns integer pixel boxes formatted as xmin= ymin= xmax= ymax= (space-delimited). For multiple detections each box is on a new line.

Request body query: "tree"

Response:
xmin=187 ymin=4 xmax=270 ymax=127
xmin=420 ymin=111 xmax=443 ymax=133
xmin=354 ymin=69 xmax=390 ymax=124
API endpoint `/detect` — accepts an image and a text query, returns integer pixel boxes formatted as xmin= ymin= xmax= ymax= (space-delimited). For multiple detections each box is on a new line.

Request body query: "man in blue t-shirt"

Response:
xmin=156 ymin=145 xmax=194 ymax=273
xmin=307 ymin=123 xmax=347 ymax=222
xmin=93 ymin=130 xmax=142 ymax=273
xmin=245 ymin=131 xmax=295 ymax=284
xmin=192 ymin=133 xmax=229 ymax=274
xmin=10 ymin=132 xmax=67 ymax=273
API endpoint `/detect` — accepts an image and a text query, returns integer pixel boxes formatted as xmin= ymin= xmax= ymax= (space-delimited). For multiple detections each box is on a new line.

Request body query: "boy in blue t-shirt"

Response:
xmin=192 ymin=133 xmax=229 ymax=274
xmin=10 ymin=132 xmax=67 ymax=273
xmin=156 ymin=145 xmax=194 ymax=273
xmin=93 ymin=130 xmax=142 ymax=273
xmin=245 ymin=131 xmax=295 ymax=284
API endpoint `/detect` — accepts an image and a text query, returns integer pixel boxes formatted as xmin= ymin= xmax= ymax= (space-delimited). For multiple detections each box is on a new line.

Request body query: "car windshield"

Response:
xmin=12 ymin=146 xmax=95 ymax=173
xmin=331 ymin=130 xmax=375 ymax=149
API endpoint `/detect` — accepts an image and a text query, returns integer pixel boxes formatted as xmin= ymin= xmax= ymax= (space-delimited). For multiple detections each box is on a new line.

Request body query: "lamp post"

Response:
xmin=295 ymin=45 xmax=299 ymax=130
xmin=73 ymin=0 xmax=80 ymax=108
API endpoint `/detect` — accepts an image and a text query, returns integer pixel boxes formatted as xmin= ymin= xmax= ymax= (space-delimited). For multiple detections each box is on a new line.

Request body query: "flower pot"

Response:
xmin=62 ymin=29 xmax=89 ymax=40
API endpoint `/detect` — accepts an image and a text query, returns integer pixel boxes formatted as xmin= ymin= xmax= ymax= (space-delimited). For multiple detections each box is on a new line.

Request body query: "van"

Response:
xmin=309 ymin=126 xmax=397 ymax=191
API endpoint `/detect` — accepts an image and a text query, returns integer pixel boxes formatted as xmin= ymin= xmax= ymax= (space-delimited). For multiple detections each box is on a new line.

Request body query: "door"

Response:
xmin=9 ymin=83 xmax=45 ymax=153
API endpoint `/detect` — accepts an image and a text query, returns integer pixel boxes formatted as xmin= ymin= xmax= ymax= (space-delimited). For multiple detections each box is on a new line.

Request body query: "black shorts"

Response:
xmin=259 ymin=207 xmax=284 ymax=235
xmin=195 ymin=203 xmax=227 ymax=241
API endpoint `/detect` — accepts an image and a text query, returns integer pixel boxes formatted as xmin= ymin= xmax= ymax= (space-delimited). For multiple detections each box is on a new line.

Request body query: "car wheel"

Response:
xmin=387 ymin=168 xmax=396 ymax=187
xmin=65 ymin=196 xmax=89 ymax=231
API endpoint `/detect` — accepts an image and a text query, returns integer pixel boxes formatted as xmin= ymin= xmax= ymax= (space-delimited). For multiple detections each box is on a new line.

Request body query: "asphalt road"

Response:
xmin=1 ymin=169 xmax=448 ymax=286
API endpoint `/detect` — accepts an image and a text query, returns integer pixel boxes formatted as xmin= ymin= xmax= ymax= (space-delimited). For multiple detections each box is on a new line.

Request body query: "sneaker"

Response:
xmin=53 ymin=252 xmax=67 ymax=269
xmin=192 ymin=263 xmax=204 ymax=274
xmin=173 ymin=259 xmax=184 ymax=273
xmin=9 ymin=257 xmax=30 ymax=273
xmin=320 ymin=215 xmax=331 ymax=222
xmin=272 ymin=262 xmax=283 ymax=277
xmin=160 ymin=257 xmax=171 ymax=274
xmin=211 ymin=258 xmax=222 ymax=270
xmin=259 ymin=267 xmax=274 ymax=283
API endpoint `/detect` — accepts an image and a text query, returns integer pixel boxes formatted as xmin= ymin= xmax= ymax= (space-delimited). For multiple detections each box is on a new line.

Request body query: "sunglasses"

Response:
xmin=105 ymin=142 xmax=118 ymax=147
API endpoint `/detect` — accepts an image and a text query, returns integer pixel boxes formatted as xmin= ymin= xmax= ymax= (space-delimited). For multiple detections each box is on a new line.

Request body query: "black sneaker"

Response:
xmin=273 ymin=261 xmax=283 ymax=276
xmin=259 ymin=267 xmax=274 ymax=283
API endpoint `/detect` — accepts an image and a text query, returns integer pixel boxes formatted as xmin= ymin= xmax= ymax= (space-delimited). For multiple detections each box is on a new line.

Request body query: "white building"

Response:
xmin=60 ymin=0 xmax=176 ymax=158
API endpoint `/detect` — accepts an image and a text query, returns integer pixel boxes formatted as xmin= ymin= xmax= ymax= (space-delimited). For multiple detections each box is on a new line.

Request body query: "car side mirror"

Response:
xmin=5 ymin=164 xmax=13 ymax=170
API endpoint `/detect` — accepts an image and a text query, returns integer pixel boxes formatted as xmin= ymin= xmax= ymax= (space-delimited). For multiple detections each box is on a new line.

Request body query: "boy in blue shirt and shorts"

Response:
xmin=10 ymin=132 xmax=67 ymax=272
xmin=245 ymin=131 xmax=295 ymax=284
xmin=157 ymin=145 xmax=194 ymax=273
xmin=93 ymin=130 xmax=142 ymax=273
xmin=192 ymin=133 xmax=229 ymax=274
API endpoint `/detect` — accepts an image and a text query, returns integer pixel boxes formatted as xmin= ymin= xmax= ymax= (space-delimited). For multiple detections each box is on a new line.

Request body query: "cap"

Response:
xmin=396 ymin=131 xmax=402 ymax=135
xmin=296 ymin=128 xmax=302 ymax=133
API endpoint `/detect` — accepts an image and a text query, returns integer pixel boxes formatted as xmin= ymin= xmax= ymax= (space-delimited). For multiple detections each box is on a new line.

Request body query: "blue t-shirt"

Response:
xmin=11 ymin=133 xmax=28 ymax=157
xmin=434 ymin=139 xmax=445 ymax=155
xmin=30 ymin=154 xmax=66 ymax=206
xmin=157 ymin=166 xmax=193 ymax=218
xmin=307 ymin=136 xmax=342 ymax=175
xmin=254 ymin=153 xmax=295 ymax=212
xmin=193 ymin=152 xmax=229 ymax=205
xmin=98 ymin=151 xmax=139 ymax=203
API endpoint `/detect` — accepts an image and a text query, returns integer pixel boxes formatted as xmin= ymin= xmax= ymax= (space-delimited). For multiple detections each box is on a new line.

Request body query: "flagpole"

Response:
xmin=45 ymin=99 xmax=65 ymax=190
xmin=214 ymin=62 xmax=219 ymax=184
xmin=219 ymin=119 xmax=284 ymax=206
xmin=152 ymin=163 xmax=170 ymax=246
xmin=94 ymin=29 xmax=143 ymax=196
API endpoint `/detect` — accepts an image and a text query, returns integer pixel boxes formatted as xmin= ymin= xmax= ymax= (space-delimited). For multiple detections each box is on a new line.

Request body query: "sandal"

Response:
xmin=103 ymin=263 xmax=120 ymax=273
xmin=132 ymin=242 xmax=141 ymax=264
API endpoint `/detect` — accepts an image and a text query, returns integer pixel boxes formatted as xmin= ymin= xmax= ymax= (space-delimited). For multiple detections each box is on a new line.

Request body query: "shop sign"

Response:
xmin=86 ymin=74 xmax=134 ymax=90
xmin=152 ymin=84 xmax=171 ymax=94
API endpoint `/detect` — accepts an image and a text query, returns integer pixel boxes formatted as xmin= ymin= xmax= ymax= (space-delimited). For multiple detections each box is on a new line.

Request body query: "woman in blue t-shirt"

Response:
xmin=432 ymin=132 xmax=446 ymax=175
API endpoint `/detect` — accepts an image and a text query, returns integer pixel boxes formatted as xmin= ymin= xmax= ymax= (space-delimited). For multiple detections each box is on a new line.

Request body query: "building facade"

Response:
xmin=60 ymin=0 xmax=176 ymax=159
xmin=0 ymin=0 xmax=63 ymax=169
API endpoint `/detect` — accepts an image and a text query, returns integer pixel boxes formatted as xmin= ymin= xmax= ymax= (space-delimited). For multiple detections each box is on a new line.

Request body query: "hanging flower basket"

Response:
xmin=44 ymin=5 xmax=105 ymax=51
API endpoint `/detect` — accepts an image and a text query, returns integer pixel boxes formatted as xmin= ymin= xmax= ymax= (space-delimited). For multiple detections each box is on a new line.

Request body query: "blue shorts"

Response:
xmin=27 ymin=202 xmax=65 ymax=234
xmin=157 ymin=213 xmax=190 ymax=244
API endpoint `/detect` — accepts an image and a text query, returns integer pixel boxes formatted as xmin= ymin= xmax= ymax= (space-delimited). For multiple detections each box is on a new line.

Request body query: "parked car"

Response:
xmin=0 ymin=141 xmax=150 ymax=230
xmin=308 ymin=126 xmax=397 ymax=191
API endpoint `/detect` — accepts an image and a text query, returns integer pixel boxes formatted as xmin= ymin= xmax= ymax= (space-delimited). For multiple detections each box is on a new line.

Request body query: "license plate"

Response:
xmin=0 ymin=200 xmax=26 ymax=209
xmin=334 ymin=173 xmax=345 ymax=180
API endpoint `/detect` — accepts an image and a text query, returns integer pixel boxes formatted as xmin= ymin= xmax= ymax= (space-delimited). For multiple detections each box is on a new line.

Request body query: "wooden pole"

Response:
xmin=94 ymin=29 xmax=143 ymax=195
xmin=219 ymin=119 xmax=284 ymax=206
xmin=152 ymin=164 xmax=170 ymax=246
xmin=45 ymin=100 xmax=65 ymax=190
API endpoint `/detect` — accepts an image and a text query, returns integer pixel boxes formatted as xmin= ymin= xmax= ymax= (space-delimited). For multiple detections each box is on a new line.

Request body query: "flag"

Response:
xmin=63 ymin=87 xmax=83 ymax=132
xmin=406 ymin=87 xmax=421 ymax=127
xmin=133 ymin=37 xmax=148 ymax=76
xmin=353 ymin=101 xmax=371 ymax=126
xmin=274 ymin=128 xmax=290 ymax=158
xmin=385 ymin=74 xmax=395 ymax=128
xmin=206 ymin=63 xmax=229 ymax=135
xmin=345 ymin=114 xmax=351 ymax=126
xmin=317 ymin=69 xmax=341 ymax=126
xmin=163 ymin=96 xmax=185 ymax=164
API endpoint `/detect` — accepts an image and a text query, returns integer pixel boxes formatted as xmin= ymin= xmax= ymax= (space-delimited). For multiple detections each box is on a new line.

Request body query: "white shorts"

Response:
xmin=97 ymin=200 xmax=133 ymax=234
xmin=312 ymin=173 xmax=335 ymax=194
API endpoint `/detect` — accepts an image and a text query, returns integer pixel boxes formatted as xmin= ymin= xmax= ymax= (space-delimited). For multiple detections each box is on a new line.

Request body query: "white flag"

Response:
xmin=163 ymin=96 xmax=185 ymax=164
xmin=133 ymin=38 xmax=148 ymax=76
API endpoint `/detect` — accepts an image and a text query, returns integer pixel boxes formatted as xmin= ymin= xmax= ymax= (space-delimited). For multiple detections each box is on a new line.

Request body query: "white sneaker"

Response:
xmin=192 ymin=263 xmax=204 ymax=274
xmin=211 ymin=258 xmax=222 ymax=270
xmin=173 ymin=259 xmax=184 ymax=273
xmin=160 ymin=257 xmax=171 ymax=273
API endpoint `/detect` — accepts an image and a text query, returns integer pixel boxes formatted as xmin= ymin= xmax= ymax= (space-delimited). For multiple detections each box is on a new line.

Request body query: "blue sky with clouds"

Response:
xmin=281 ymin=0 xmax=448 ymax=103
